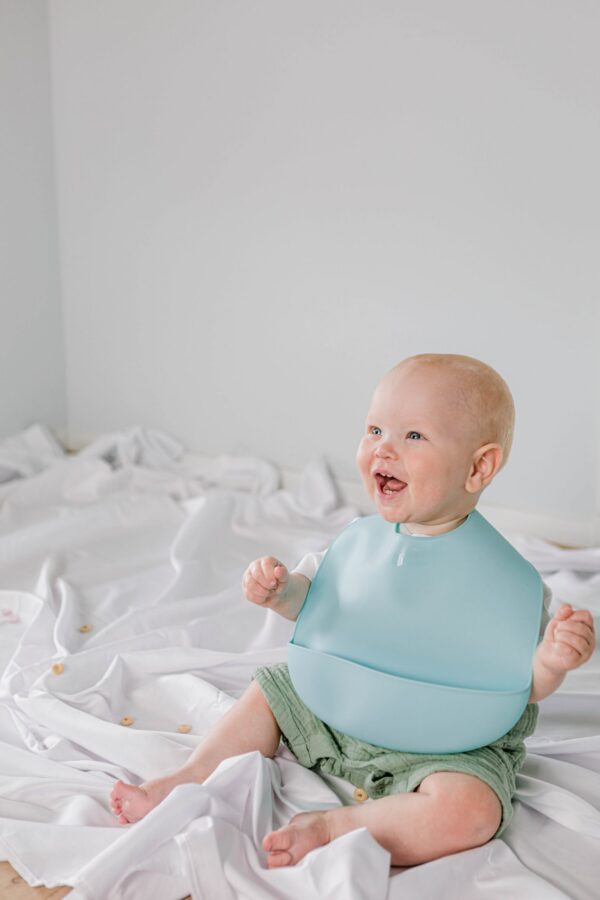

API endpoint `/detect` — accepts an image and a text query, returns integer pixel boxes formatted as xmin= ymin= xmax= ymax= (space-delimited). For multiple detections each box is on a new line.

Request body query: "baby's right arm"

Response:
xmin=242 ymin=557 xmax=310 ymax=622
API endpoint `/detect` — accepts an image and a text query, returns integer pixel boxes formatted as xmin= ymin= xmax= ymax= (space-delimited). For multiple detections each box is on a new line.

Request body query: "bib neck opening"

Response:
xmin=394 ymin=510 xmax=476 ymax=541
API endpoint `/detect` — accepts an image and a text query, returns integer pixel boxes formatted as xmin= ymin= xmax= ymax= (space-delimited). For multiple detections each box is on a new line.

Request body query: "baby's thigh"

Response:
xmin=416 ymin=771 xmax=502 ymax=843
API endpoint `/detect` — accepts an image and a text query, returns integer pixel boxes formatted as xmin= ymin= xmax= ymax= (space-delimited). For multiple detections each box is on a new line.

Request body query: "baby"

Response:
xmin=110 ymin=353 xmax=596 ymax=868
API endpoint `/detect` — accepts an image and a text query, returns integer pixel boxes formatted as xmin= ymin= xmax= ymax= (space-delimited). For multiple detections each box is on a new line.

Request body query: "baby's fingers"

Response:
xmin=553 ymin=603 xmax=573 ymax=620
xmin=259 ymin=557 xmax=277 ymax=589
xmin=242 ymin=563 xmax=277 ymax=603
xmin=553 ymin=628 xmax=593 ymax=661
xmin=555 ymin=619 xmax=596 ymax=651
xmin=273 ymin=565 xmax=289 ymax=591
xmin=545 ymin=604 xmax=575 ymax=640
xmin=565 ymin=608 xmax=595 ymax=630
xmin=259 ymin=557 xmax=287 ymax=591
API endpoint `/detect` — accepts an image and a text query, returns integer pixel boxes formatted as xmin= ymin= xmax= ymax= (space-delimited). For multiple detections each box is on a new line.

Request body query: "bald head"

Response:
xmin=388 ymin=353 xmax=515 ymax=470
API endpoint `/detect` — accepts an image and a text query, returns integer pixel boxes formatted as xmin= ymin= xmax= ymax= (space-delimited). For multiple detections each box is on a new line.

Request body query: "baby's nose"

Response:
xmin=375 ymin=442 xmax=397 ymax=458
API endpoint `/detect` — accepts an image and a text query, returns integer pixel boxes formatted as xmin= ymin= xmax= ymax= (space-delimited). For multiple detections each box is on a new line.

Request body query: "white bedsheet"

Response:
xmin=0 ymin=425 xmax=598 ymax=899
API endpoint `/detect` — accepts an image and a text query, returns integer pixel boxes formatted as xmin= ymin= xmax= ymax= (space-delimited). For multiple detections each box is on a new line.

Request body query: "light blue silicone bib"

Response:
xmin=287 ymin=510 xmax=543 ymax=753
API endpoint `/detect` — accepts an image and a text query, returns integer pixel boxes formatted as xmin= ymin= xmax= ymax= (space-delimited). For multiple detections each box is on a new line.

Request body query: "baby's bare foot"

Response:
xmin=110 ymin=776 xmax=175 ymax=824
xmin=262 ymin=810 xmax=332 ymax=867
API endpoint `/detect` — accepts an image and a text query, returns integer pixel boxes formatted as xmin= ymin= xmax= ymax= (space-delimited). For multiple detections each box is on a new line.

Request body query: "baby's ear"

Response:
xmin=465 ymin=444 xmax=503 ymax=493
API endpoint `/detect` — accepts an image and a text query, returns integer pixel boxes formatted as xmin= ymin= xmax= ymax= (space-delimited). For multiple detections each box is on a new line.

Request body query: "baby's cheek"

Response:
xmin=355 ymin=442 xmax=371 ymax=477
xmin=418 ymin=481 xmax=449 ymax=508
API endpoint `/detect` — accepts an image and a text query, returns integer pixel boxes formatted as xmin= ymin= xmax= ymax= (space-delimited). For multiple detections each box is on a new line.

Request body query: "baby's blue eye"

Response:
xmin=407 ymin=431 xmax=422 ymax=440
xmin=369 ymin=426 xmax=382 ymax=436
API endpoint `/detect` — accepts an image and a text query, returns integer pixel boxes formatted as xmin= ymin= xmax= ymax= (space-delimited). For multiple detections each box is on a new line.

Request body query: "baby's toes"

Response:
xmin=263 ymin=827 xmax=293 ymax=854
xmin=110 ymin=781 xmax=124 ymax=801
xmin=263 ymin=827 xmax=296 ymax=867
xmin=110 ymin=787 xmax=122 ymax=814
xmin=266 ymin=849 xmax=293 ymax=869
xmin=110 ymin=780 xmax=140 ymax=821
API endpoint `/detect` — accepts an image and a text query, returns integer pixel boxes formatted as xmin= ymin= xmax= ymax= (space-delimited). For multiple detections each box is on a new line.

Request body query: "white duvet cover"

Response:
xmin=0 ymin=425 xmax=598 ymax=899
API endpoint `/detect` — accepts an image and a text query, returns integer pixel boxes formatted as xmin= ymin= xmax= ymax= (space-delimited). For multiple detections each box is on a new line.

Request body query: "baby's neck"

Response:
xmin=400 ymin=513 xmax=470 ymax=537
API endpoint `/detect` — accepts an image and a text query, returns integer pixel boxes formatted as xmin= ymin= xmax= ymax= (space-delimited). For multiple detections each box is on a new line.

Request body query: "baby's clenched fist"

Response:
xmin=537 ymin=603 xmax=596 ymax=674
xmin=242 ymin=557 xmax=289 ymax=608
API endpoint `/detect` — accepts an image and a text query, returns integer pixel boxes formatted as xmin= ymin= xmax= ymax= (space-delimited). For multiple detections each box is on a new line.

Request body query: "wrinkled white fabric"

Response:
xmin=0 ymin=424 xmax=64 ymax=483
xmin=66 ymin=752 xmax=390 ymax=900
xmin=0 ymin=425 xmax=598 ymax=899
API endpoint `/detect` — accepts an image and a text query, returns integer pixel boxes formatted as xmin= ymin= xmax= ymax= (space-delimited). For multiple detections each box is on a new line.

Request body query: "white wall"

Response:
xmin=48 ymin=1 xmax=599 ymax=535
xmin=0 ymin=0 xmax=65 ymax=439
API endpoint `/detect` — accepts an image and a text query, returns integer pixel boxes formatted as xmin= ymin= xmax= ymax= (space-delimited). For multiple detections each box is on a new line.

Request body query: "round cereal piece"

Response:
xmin=177 ymin=724 xmax=192 ymax=734
xmin=51 ymin=663 xmax=65 ymax=675
xmin=120 ymin=715 xmax=134 ymax=727
xmin=79 ymin=624 xmax=92 ymax=633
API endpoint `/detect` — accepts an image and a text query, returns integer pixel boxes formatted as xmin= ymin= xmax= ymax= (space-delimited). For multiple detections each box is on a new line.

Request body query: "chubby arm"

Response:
xmin=528 ymin=603 xmax=596 ymax=703
xmin=242 ymin=557 xmax=310 ymax=622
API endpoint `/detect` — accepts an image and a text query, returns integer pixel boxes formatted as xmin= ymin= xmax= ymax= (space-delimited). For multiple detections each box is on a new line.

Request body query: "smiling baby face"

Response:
xmin=355 ymin=354 xmax=514 ymax=533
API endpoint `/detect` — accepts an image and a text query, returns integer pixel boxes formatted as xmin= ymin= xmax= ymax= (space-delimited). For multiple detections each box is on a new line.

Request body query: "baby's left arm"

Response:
xmin=528 ymin=604 xmax=596 ymax=703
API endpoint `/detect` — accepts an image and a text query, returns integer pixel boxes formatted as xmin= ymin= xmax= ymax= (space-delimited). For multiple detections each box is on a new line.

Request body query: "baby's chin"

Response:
xmin=366 ymin=485 xmax=407 ymax=523
xmin=372 ymin=498 xmax=407 ymax=524
xmin=376 ymin=506 xmax=403 ymax=523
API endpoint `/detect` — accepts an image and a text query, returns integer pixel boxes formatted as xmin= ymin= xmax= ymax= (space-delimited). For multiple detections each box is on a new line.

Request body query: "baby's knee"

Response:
xmin=417 ymin=772 xmax=503 ymax=848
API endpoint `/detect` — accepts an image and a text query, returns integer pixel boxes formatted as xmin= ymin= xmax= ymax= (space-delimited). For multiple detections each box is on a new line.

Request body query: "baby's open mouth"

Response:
xmin=375 ymin=473 xmax=407 ymax=497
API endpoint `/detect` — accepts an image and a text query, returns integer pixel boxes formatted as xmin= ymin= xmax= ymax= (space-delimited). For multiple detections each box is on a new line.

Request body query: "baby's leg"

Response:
xmin=110 ymin=679 xmax=281 ymax=823
xmin=263 ymin=772 xmax=502 ymax=868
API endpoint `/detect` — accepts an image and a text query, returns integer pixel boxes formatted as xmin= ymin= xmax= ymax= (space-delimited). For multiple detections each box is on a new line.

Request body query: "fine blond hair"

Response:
xmin=393 ymin=353 xmax=515 ymax=470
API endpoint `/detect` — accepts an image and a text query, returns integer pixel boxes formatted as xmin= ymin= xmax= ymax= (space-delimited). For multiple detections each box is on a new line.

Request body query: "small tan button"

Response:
xmin=51 ymin=663 xmax=65 ymax=675
xmin=353 ymin=787 xmax=368 ymax=803
xmin=120 ymin=716 xmax=134 ymax=727
xmin=177 ymin=724 xmax=192 ymax=734
xmin=79 ymin=624 xmax=92 ymax=633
